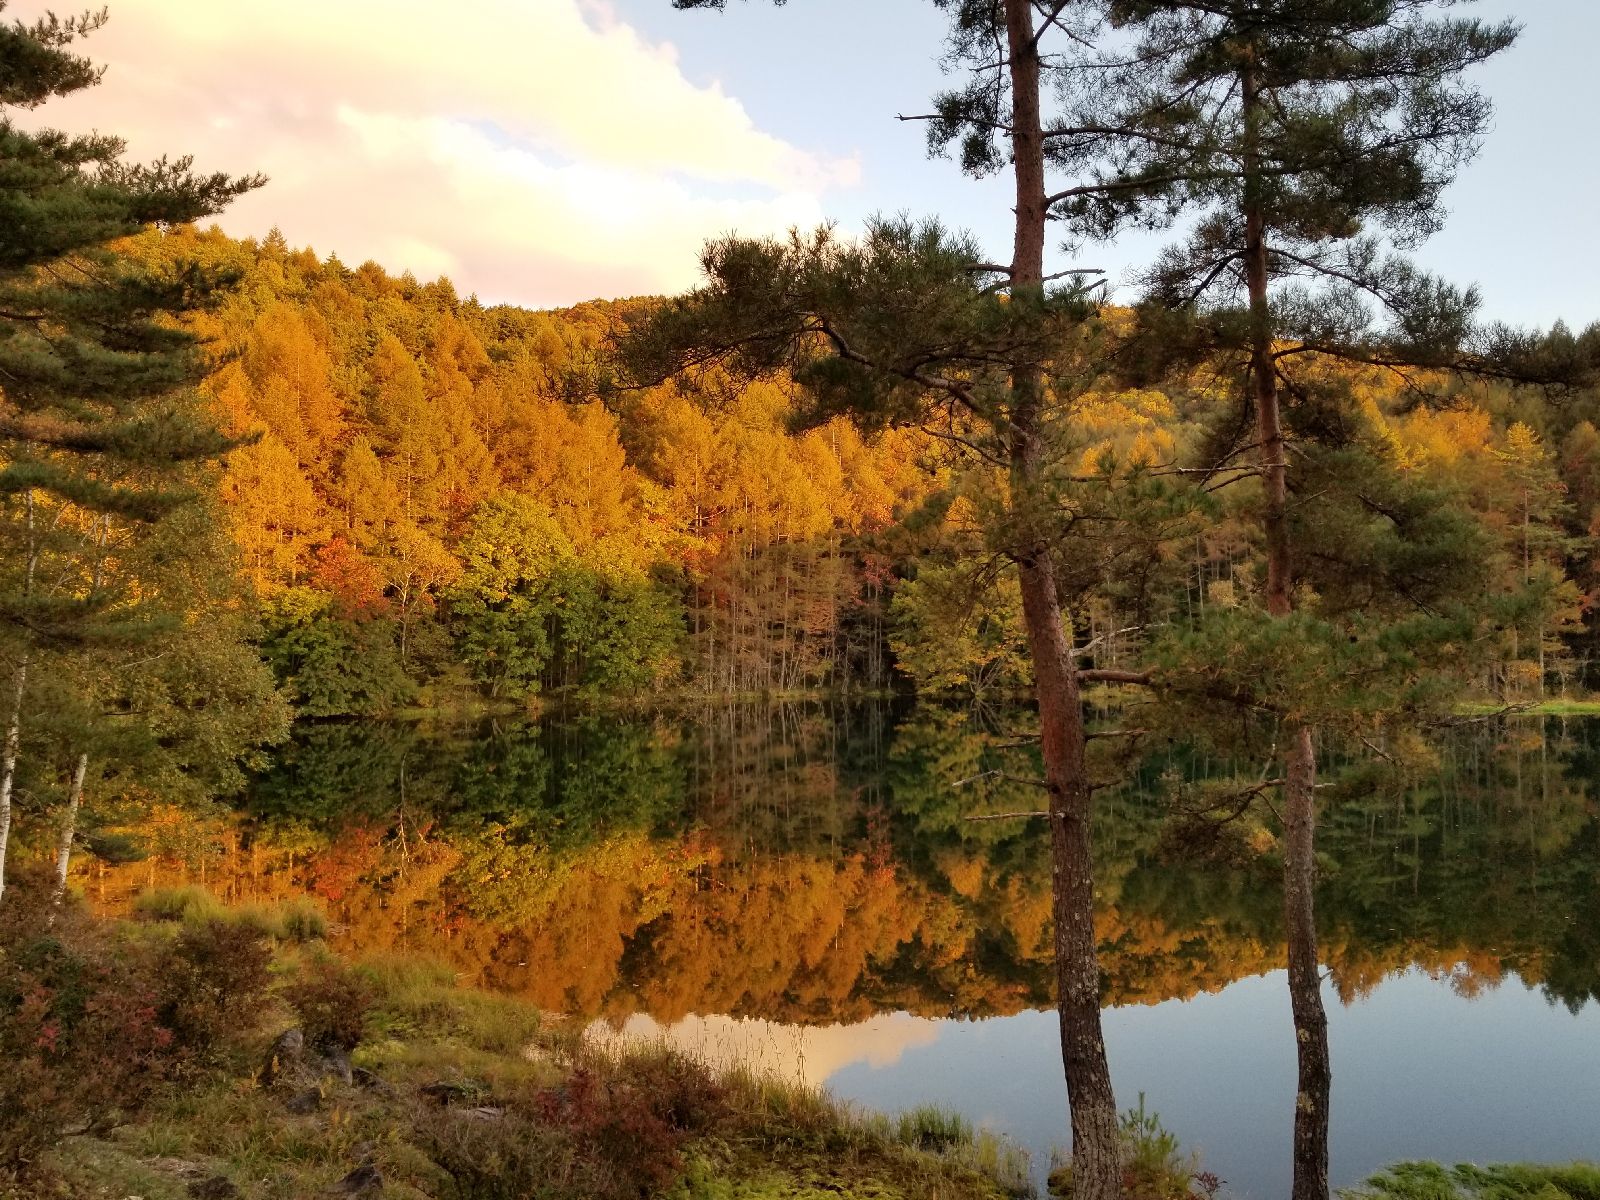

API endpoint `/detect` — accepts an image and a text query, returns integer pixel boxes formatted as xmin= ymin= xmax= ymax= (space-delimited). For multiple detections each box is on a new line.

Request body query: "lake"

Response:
xmin=82 ymin=702 xmax=1600 ymax=1196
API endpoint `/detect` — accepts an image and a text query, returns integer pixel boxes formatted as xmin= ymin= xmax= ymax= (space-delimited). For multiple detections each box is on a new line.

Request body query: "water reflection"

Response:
xmin=75 ymin=703 xmax=1600 ymax=1192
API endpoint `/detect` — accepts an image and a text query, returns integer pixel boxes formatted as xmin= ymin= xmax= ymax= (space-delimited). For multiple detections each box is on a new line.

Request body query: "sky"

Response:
xmin=15 ymin=0 xmax=1597 ymax=327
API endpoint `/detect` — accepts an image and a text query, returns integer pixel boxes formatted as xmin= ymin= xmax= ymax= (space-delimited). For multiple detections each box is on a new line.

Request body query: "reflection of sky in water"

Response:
xmin=622 ymin=969 xmax=1600 ymax=1199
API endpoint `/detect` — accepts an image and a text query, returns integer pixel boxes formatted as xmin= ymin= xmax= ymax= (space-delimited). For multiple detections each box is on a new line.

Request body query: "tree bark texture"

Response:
xmin=1241 ymin=57 xmax=1332 ymax=1200
xmin=1004 ymin=3 xmax=1122 ymax=1197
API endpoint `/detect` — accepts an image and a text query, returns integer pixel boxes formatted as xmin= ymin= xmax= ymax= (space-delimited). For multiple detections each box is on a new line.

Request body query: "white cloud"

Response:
xmin=598 ymin=1012 xmax=943 ymax=1084
xmin=11 ymin=0 xmax=858 ymax=305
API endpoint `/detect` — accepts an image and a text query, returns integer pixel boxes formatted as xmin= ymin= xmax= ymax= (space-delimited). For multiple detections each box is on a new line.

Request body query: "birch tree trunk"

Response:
xmin=0 ymin=659 xmax=28 ymax=904
xmin=49 ymin=752 xmax=90 ymax=917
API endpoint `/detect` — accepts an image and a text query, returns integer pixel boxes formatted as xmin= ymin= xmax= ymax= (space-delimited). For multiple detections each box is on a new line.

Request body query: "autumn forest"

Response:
xmin=6 ymin=1 xmax=1600 ymax=1199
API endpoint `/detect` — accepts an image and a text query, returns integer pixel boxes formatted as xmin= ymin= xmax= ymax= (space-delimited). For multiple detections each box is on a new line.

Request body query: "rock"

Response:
xmin=187 ymin=1177 xmax=239 ymax=1200
xmin=351 ymin=1067 xmax=395 ymax=1097
xmin=461 ymin=1106 xmax=505 ymax=1121
xmin=260 ymin=1028 xmax=305 ymax=1087
xmin=329 ymin=1162 xmax=383 ymax=1195
xmin=315 ymin=1046 xmax=354 ymax=1087
xmin=419 ymin=1081 xmax=476 ymax=1106
xmin=285 ymin=1087 xmax=321 ymax=1115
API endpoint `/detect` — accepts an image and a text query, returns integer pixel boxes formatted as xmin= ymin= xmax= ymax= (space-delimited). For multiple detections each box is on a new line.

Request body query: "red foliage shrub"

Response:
xmin=0 ymin=881 xmax=272 ymax=1184
xmin=282 ymin=957 xmax=376 ymax=1053
xmin=157 ymin=917 xmax=274 ymax=1056
xmin=0 ymin=924 xmax=178 ymax=1180
xmin=415 ymin=1051 xmax=729 ymax=1200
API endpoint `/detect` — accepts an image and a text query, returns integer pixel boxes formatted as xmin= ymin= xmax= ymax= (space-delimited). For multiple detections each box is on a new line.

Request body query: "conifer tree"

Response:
xmin=1027 ymin=4 xmax=1519 ymax=1196
xmin=0 ymin=3 xmax=262 ymax=900
xmin=642 ymin=8 xmax=1212 ymax=1194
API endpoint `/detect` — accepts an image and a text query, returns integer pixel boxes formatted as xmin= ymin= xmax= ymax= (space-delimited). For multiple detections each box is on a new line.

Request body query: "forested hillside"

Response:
xmin=142 ymin=226 xmax=1600 ymax=715
xmin=149 ymin=226 xmax=927 ymax=711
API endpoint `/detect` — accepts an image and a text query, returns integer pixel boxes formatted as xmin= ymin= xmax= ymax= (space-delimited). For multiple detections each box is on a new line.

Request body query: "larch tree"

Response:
xmin=1030 ymin=3 xmax=1519 ymax=1196
xmin=0 ymin=2 xmax=262 ymax=900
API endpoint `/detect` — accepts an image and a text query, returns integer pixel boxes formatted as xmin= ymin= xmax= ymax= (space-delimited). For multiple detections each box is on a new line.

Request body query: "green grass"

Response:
xmin=132 ymin=885 xmax=329 ymax=943
xmin=133 ymin=884 xmax=229 ymax=923
xmin=1454 ymin=698 xmax=1600 ymax=716
xmin=1343 ymin=1161 xmax=1600 ymax=1200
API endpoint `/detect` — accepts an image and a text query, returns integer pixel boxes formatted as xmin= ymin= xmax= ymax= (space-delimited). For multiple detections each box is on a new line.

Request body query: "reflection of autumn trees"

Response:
xmin=82 ymin=708 xmax=1600 ymax=1023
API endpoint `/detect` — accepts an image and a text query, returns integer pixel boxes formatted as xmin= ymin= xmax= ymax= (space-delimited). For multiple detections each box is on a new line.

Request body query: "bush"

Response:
xmin=414 ymin=1050 xmax=727 ymax=1200
xmin=282 ymin=958 xmax=376 ymax=1053
xmin=0 ymin=926 xmax=177 ymax=1181
xmin=157 ymin=918 xmax=273 ymax=1056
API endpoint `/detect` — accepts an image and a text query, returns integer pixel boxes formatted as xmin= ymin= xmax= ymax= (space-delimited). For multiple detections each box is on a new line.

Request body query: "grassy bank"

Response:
xmin=1454 ymin=698 xmax=1600 ymax=716
xmin=3 ymin=881 xmax=1032 ymax=1200
xmin=1343 ymin=1161 xmax=1600 ymax=1199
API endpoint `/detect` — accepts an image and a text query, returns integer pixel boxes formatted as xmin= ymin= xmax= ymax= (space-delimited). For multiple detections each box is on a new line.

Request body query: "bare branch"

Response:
xmin=1078 ymin=669 xmax=1153 ymax=685
xmin=964 ymin=810 xmax=1051 ymax=822
xmin=953 ymin=769 xmax=1051 ymax=790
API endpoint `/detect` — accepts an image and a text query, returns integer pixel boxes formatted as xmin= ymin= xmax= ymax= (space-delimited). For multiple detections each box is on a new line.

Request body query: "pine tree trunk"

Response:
xmin=1241 ymin=57 xmax=1332 ymax=1200
xmin=49 ymin=752 xmax=90 ymax=918
xmin=0 ymin=658 xmax=28 ymax=904
xmin=1017 ymin=555 xmax=1122 ymax=1200
xmin=1004 ymin=3 xmax=1121 ymax=1196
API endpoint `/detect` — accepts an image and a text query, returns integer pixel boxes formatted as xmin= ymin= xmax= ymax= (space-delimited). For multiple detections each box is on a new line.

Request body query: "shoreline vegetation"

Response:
xmin=4 ymin=879 xmax=1037 ymax=1200
xmin=375 ymin=681 xmax=1600 ymax=724
xmin=7 ymin=881 xmax=1596 ymax=1200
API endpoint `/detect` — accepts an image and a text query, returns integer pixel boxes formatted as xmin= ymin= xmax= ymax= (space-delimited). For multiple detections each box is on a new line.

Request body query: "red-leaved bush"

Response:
xmin=0 ymin=882 xmax=272 ymax=1185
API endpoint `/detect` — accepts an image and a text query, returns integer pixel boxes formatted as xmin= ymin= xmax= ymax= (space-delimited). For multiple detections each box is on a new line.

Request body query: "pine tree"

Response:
xmin=0 ymin=3 xmax=263 ymax=900
xmin=1028 ymin=5 xmax=1519 ymax=1196
xmin=643 ymin=8 xmax=1215 ymax=1192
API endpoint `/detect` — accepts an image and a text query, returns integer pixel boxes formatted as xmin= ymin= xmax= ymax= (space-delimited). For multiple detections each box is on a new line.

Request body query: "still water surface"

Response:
xmin=89 ymin=704 xmax=1600 ymax=1195
xmin=620 ymin=968 xmax=1600 ymax=1198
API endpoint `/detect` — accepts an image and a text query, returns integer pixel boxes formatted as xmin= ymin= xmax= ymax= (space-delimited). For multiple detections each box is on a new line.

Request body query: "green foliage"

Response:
xmin=447 ymin=495 xmax=685 ymax=697
xmin=0 ymin=6 xmax=280 ymax=902
xmin=449 ymin=494 xmax=573 ymax=697
xmin=890 ymin=561 xmax=1031 ymax=694
xmin=1345 ymin=1161 xmax=1600 ymax=1200
xmin=261 ymin=588 xmax=414 ymax=717
xmin=547 ymin=566 xmax=685 ymax=694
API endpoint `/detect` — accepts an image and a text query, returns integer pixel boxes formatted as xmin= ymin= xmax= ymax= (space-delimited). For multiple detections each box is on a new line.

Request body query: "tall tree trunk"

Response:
xmin=1004 ymin=3 xmax=1121 ymax=1197
xmin=1241 ymin=58 xmax=1332 ymax=1200
xmin=1016 ymin=555 xmax=1123 ymax=1200
xmin=0 ymin=658 xmax=28 ymax=904
xmin=50 ymin=751 xmax=90 ymax=917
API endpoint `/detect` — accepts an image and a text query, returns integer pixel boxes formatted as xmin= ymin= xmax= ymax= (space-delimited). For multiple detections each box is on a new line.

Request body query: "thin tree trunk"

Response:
xmin=49 ymin=752 xmax=90 ymax=918
xmin=0 ymin=658 xmax=27 ymax=904
xmin=1004 ymin=3 xmax=1121 ymax=1196
xmin=1241 ymin=57 xmax=1332 ymax=1200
